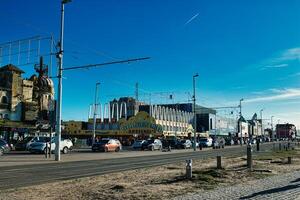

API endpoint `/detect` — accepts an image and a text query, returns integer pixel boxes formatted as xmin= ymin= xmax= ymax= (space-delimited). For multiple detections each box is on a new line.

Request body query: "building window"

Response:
xmin=210 ymin=118 xmax=213 ymax=130
xmin=1 ymin=96 xmax=8 ymax=104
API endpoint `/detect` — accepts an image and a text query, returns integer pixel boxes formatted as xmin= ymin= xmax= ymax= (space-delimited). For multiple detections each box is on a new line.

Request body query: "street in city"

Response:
xmin=0 ymin=0 xmax=300 ymax=199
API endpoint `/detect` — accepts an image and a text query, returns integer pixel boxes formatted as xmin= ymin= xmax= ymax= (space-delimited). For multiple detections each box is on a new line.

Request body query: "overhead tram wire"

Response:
xmin=62 ymin=57 xmax=150 ymax=71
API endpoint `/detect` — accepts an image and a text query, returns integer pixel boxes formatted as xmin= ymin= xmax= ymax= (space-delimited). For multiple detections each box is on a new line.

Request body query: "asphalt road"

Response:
xmin=0 ymin=143 xmax=275 ymax=190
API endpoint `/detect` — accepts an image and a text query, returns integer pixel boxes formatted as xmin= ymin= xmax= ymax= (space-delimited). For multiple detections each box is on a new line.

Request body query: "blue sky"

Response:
xmin=1 ymin=0 xmax=300 ymax=128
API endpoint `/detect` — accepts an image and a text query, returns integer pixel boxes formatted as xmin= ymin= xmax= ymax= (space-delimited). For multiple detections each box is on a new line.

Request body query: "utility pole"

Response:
xmin=55 ymin=0 xmax=70 ymax=161
xmin=277 ymin=119 xmax=280 ymax=139
xmin=53 ymin=1 xmax=149 ymax=162
xmin=92 ymin=82 xmax=100 ymax=145
xmin=215 ymin=112 xmax=217 ymax=139
xmin=271 ymin=116 xmax=274 ymax=141
xmin=193 ymin=73 xmax=199 ymax=151
xmin=260 ymin=109 xmax=264 ymax=138
xmin=135 ymin=82 xmax=139 ymax=101
xmin=239 ymin=98 xmax=244 ymax=145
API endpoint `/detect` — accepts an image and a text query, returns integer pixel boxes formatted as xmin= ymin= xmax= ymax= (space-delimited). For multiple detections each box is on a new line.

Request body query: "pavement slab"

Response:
xmin=176 ymin=171 xmax=300 ymax=200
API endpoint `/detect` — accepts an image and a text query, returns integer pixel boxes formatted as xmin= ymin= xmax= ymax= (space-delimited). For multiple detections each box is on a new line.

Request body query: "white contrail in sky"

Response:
xmin=184 ymin=13 xmax=199 ymax=26
xmin=244 ymin=88 xmax=300 ymax=103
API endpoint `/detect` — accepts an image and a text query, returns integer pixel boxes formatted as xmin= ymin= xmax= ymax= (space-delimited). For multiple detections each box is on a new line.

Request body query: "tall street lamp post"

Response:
xmin=277 ymin=119 xmax=280 ymax=139
xmin=239 ymin=98 xmax=244 ymax=145
xmin=271 ymin=116 xmax=274 ymax=141
xmin=92 ymin=82 xmax=100 ymax=145
xmin=193 ymin=73 xmax=199 ymax=151
xmin=55 ymin=0 xmax=71 ymax=161
xmin=260 ymin=109 xmax=264 ymax=138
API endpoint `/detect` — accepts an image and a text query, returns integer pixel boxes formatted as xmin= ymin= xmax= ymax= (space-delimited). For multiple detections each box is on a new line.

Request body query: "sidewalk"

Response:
xmin=175 ymin=171 xmax=300 ymax=200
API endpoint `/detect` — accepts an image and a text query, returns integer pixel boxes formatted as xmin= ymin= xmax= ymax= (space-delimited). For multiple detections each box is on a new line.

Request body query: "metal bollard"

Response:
xmin=256 ymin=141 xmax=260 ymax=151
xmin=247 ymin=144 xmax=253 ymax=171
xmin=186 ymin=159 xmax=193 ymax=179
xmin=279 ymin=143 xmax=282 ymax=151
xmin=217 ymin=156 xmax=222 ymax=169
xmin=45 ymin=142 xmax=48 ymax=159
xmin=199 ymin=144 xmax=202 ymax=151
xmin=288 ymin=157 xmax=292 ymax=164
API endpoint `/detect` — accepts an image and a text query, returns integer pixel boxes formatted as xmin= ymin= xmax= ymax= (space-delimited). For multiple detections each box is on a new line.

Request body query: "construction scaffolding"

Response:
xmin=0 ymin=35 xmax=54 ymax=76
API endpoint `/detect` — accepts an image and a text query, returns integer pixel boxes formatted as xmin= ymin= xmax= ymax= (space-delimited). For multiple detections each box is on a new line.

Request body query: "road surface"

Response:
xmin=0 ymin=143 xmax=274 ymax=190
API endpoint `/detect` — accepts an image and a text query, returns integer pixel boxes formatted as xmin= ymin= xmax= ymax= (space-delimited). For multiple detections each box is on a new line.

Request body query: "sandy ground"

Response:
xmin=1 ymin=149 xmax=300 ymax=200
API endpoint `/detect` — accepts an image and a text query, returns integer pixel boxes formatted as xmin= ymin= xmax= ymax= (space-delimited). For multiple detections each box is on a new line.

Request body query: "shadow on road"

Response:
xmin=290 ymin=178 xmax=300 ymax=183
xmin=239 ymin=184 xmax=300 ymax=199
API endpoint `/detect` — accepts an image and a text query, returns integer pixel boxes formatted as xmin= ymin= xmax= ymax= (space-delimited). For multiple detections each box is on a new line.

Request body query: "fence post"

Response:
xmin=288 ymin=157 xmax=292 ymax=164
xmin=217 ymin=156 xmax=222 ymax=169
xmin=247 ymin=144 xmax=253 ymax=171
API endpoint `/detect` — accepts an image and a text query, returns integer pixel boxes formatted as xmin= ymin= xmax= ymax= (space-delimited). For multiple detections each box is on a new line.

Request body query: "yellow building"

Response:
xmin=62 ymin=121 xmax=88 ymax=136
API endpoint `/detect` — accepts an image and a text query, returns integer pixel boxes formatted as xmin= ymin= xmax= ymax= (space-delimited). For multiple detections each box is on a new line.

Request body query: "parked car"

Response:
xmin=49 ymin=138 xmax=73 ymax=154
xmin=92 ymin=139 xmax=122 ymax=152
xmin=191 ymin=140 xmax=199 ymax=148
xmin=161 ymin=139 xmax=172 ymax=151
xmin=225 ymin=138 xmax=234 ymax=146
xmin=147 ymin=139 xmax=162 ymax=151
xmin=199 ymin=137 xmax=213 ymax=147
xmin=176 ymin=139 xmax=192 ymax=149
xmin=141 ymin=139 xmax=154 ymax=150
xmin=213 ymin=137 xmax=225 ymax=149
xmin=165 ymin=139 xmax=182 ymax=149
xmin=0 ymin=139 xmax=10 ymax=156
xmin=248 ymin=138 xmax=256 ymax=144
xmin=29 ymin=137 xmax=73 ymax=154
xmin=26 ymin=136 xmax=50 ymax=151
xmin=132 ymin=140 xmax=146 ymax=150
xmin=28 ymin=136 xmax=50 ymax=153
xmin=15 ymin=136 xmax=34 ymax=151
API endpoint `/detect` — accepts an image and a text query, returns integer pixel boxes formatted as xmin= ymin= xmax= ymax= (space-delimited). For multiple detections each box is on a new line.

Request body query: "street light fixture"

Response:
xmin=55 ymin=0 xmax=71 ymax=161
xmin=92 ymin=82 xmax=100 ymax=145
xmin=271 ymin=116 xmax=274 ymax=141
xmin=239 ymin=98 xmax=244 ymax=145
xmin=53 ymin=0 xmax=149 ymax=161
xmin=260 ymin=109 xmax=264 ymax=137
xmin=239 ymin=98 xmax=244 ymax=117
xmin=193 ymin=73 xmax=199 ymax=151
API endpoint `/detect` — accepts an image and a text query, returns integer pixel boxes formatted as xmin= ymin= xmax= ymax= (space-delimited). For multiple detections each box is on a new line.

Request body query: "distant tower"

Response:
xmin=135 ymin=82 xmax=139 ymax=115
xmin=34 ymin=56 xmax=48 ymax=77
xmin=135 ymin=82 xmax=139 ymax=101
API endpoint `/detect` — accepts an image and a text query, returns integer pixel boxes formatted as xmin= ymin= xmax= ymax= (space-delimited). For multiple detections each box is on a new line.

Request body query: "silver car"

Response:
xmin=148 ymin=139 xmax=162 ymax=151
xmin=29 ymin=138 xmax=73 ymax=154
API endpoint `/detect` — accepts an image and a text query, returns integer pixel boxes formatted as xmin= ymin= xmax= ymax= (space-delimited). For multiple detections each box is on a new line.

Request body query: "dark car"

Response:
xmin=225 ymin=138 xmax=234 ymax=146
xmin=141 ymin=139 xmax=154 ymax=150
xmin=161 ymin=139 xmax=172 ymax=151
xmin=0 ymin=139 xmax=10 ymax=156
xmin=132 ymin=140 xmax=147 ymax=150
xmin=15 ymin=136 xmax=34 ymax=151
xmin=160 ymin=138 xmax=181 ymax=149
